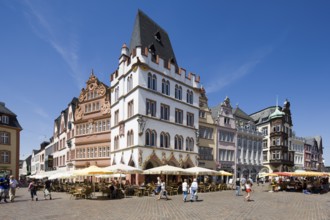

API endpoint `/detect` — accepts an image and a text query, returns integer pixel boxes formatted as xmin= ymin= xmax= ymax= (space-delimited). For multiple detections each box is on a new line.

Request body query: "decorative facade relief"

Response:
xmin=138 ymin=149 xmax=143 ymax=166
xmin=75 ymin=106 xmax=83 ymax=121
xmin=97 ymin=84 xmax=106 ymax=96
xmin=79 ymin=89 xmax=86 ymax=102
xmin=162 ymin=152 xmax=167 ymax=164
xmin=179 ymin=154 xmax=183 ymax=167
xmin=101 ymin=100 xmax=110 ymax=114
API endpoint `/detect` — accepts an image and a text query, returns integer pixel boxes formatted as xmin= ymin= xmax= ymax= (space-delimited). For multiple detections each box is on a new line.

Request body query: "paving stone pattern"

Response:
xmin=0 ymin=185 xmax=329 ymax=220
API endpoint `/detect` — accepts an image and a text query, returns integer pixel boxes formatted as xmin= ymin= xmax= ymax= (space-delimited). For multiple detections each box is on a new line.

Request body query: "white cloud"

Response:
xmin=205 ymin=46 xmax=273 ymax=94
xmin=22 ymin=0 xmax=85 ymax=88
xmin=21 ymin=98 xmax=49 ymax=119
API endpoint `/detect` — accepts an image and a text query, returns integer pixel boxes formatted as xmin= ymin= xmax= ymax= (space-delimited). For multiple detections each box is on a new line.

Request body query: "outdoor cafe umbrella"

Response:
xmin=28 ymin=173 xmax=46 ymax=179
xmin=143 ymin=164 xmax=187 ymax=175
xmin=104 ymin=163 xmax=143 ymax=189
xmin=73 ymin=165 xmax=113 ymax=196
xmin=218 ymin=170 xmax=233 ymax=176
xmin=184 ymin=166 xmax=218 ymax=176
xmin=73 ymin=165 xmax=113 ymax=176
xmin=104 ymin=163 xmax=143 ymax=174
xmin=49 ymin=171 xmax=76 ymax=180
xmin=291 ymin=170 xmax=329 ymax=177
xmin=143 ymin=164 xmax=188 ymax=185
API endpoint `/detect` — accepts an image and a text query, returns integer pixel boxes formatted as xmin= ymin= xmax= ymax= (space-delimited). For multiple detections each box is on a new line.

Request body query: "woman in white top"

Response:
xmin=245 ymin=180 xmax=252 ymax=201
xmin=182 ymin=179 xmax=188 ymax=202
xmin=158 ymin=180 xmax=168 ymax=200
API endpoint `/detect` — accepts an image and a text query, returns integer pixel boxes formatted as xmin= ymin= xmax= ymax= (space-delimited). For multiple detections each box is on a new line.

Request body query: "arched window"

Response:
xmin=145 ymin=129 xmax=151 ymax=146
xmin=190 ymin=138 xmax=194 ymax=151
xmin=160 ymin=132 xmax=165 ymax=148
xmin=162 ymin=79 xmax=166 ymax=94
xmin=165 ymin=133 xmax=170 ymax=148
xmin=151 ymin=130 xmax=157 ymax=146
xmin=185 ymin=138 xmax=194 ymax=151
xmin=186 ymin=138 xmax=190 ymax=151
xmin=175 ymin=135 xmax=179 ymax=149
xmin=148 ymin=73 xmax=152 ymax=89
xmin=190 ymin=91 xmax=193 ymax=104
xmin=152 ymin=75 xmax=157 ymax=91
xmin=186 ymin=90 xmax=193 ymax=104
xmin=166 ymin=80 xmax=170 ymax=95
xmin=175 ymin=85 xmax=178 ymax=98
xmin=130 ymin=130 xmax=134 ymax=146
xmin=178 ymin=86 xmax=182 ymax=100
xmin=175 ymin=135 xmax=183 ymax=150
xmin=114 ymin=136 xmax=119 ymax=150
xmin=127 ymin=131 xmax=131 ymax=146
xmin=127 ymin=75 xmax=133 ymax=92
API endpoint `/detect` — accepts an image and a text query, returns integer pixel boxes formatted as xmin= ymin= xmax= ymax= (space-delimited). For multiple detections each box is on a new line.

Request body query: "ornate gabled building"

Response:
xmin=198 ymin=88 xmax=216 ymax=170
xmin=0 ymin=102 xmax=22 ymax=179
xmin=211 ymin=97 xmax=237 ymax=177
xmin=110 ymin=10 xmax=200 ymax=184
xmin=233 ymin=105 xmax=263 ymax=180
xmin=250 ymin=99 xmax=294 ymax=173
xmin=46 ymin=97 xmax=78 ymax=173
xmin=304 ymin=136 xmax=323 ymax=171
xmin=73 ymin=72 xmax=111 ymax=169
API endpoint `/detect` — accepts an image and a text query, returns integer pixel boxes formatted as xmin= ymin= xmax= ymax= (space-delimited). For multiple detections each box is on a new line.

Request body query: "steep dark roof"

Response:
xmin=210 ymin=103 xmax=222 ymax=120
xmin=249 ymin=106 xmax=278 ymax=125
xmin=0 ymin=102 xmax=22 ymax=130
xmin=0 ymin=102 xmax=16 ymax=116
xmin=233 ymin=107 xmax=254 ymax=121
xmin=129 ymin=10 xmax=178 ymax=69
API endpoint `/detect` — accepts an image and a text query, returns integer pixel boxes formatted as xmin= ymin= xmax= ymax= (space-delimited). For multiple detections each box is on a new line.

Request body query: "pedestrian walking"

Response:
xmin=44 ymin=179 xmax=52 ymax=200
xmin=235 ymin=178 xmax=241 ymax=196
xmin=28 ymin=180 xmax=38 ymax=201
xmin=157 ymin=179 xmax=168 ymax=200
xmin=244 ymin=180 xmax=252 ymax=201
xmin=182 ymin=179 xmax=188 ymax=202
xmin=0 ymin=175 xmax=10 ymax=203
xmin=154 ymin=176 xmax=161 ymax=195
xmin=9 ymin=175 xmax=19 ymax=202
xmin=190 ymin=178 xmax=198 ymax=202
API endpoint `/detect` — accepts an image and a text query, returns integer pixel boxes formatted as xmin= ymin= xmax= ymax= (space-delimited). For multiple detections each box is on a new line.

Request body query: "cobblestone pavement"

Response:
xmin=1 ymin=185 xmax=330 ymax=220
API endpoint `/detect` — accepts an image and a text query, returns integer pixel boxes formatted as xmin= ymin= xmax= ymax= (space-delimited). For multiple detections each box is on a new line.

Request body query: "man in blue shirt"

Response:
xmin=0 ymin=175 xmax=10 ymax=203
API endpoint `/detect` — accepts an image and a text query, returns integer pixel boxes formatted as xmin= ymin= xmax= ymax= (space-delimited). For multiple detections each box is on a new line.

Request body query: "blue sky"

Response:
xmin=1 ymin=0 xmax=329 ymax=165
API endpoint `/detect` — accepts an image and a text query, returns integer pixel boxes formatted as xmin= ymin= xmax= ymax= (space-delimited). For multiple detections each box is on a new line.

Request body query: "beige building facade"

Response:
xmin=0 ymin=102 xmax=22 ymax=179
xmin=198 ymin=88 xmax=216 ymax=170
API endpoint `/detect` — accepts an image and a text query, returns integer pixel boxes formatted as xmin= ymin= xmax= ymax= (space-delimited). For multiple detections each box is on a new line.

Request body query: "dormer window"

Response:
xmin=154 ymin=31 xmax=161 ymax=43
xmin=1 ymin=115 xmax=9 ymax=124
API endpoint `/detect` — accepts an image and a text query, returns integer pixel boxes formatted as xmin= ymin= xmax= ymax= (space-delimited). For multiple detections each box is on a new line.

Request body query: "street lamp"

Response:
xmin=137 ymin=115 xmax=146 ymax=136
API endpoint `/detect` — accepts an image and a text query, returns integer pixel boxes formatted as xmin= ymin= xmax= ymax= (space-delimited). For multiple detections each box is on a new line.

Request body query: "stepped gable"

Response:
xmin=129 ymin=10 xmax=178 ymax=70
